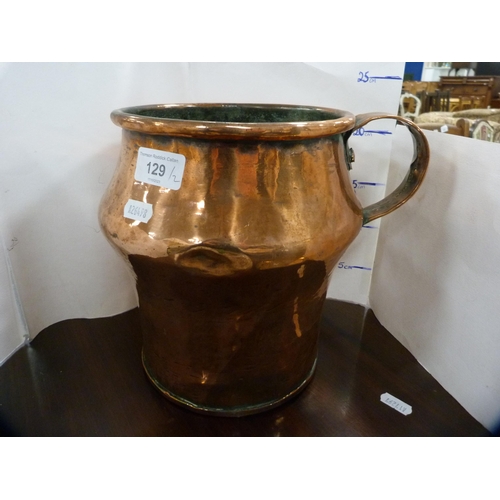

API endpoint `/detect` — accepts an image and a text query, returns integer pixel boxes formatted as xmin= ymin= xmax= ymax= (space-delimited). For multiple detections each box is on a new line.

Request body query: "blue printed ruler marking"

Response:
xmin=337 ymin=262 xmax=372 ymax=271
xmin=371 ymin=75 xmax=403 ymax=80
xmin=353 ymin=128 xmax=392 ymax=137
xmin=358 ymin=181 xmax=385 ymax=186
xmin=364 ymin=129 xmax=392 ymax=135
xmin=357 ymin=71 xmax=403 ymax=83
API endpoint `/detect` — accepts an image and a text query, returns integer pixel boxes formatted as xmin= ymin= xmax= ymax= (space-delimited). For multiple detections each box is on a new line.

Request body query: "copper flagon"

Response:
xmin=99 ymin=103 xmax=429 ymax=416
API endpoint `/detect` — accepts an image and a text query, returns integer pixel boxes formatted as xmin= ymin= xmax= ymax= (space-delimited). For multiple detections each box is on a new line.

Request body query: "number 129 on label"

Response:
xmin=135 ymin=147 xmax=186 ymax=190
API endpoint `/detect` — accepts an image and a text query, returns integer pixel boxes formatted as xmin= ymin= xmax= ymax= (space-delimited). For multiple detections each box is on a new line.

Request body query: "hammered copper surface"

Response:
xmin=99 ymin=103 xmax=429 ymax=415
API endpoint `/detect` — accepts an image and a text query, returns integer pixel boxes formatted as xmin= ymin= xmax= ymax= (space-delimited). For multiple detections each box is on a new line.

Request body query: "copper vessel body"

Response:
xmin=99 ymin=103 xmax=429 ymax=416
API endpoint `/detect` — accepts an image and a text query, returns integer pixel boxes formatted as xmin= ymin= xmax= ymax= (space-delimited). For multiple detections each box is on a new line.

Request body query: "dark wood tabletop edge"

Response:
xmin=0 ymin=300 xmax=493 ymax=437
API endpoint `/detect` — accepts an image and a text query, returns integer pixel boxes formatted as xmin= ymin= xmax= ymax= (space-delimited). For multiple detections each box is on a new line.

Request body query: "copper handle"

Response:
xmin=349 ymin=113 xmax=429 ymax=225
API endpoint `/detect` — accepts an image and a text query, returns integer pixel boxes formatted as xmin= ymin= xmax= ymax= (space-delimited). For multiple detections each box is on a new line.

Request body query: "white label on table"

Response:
xmin=135 ymin=147 xmax=185 ymax=190
xmin=380 ymin=392 xmax=412 ymax=416
xmin=124 ymin=199 xmax=153 ymax=223
xmin=440 ymin=124 xmax=449 ymax=133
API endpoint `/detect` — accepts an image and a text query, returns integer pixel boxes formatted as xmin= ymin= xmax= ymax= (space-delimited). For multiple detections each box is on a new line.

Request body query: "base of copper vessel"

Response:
xmin=142 ymin=351 xmax=316 ymax=417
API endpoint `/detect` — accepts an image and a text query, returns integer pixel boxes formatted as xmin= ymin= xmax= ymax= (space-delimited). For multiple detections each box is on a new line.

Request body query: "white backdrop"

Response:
xmin=0 ymin=62 xmax=405 ymax=364
xmin=371 ymin=127 xmax=500 ymax=433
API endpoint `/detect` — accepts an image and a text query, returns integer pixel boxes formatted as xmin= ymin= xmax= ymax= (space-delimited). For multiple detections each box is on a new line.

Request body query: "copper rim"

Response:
xmin=110 ymin=103 xmax=356 ymax=141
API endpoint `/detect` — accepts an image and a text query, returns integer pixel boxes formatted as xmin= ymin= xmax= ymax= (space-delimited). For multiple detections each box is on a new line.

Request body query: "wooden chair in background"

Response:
xmin=399 ymin=92 xmax=422 ymax=120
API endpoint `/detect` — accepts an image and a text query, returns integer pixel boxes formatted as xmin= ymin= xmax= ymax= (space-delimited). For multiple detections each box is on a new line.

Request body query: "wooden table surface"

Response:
xmin=0 ymin=300 xmax=491 ymax=437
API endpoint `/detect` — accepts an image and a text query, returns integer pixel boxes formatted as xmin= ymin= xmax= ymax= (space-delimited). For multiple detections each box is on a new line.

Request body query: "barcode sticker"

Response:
xmin=380 ymin=393 xmax=412 ymax=416
xmin=124 ymin=199 xmax=153 ymax=223
xmin=135 ymin=147 xmax=185 ymax=190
